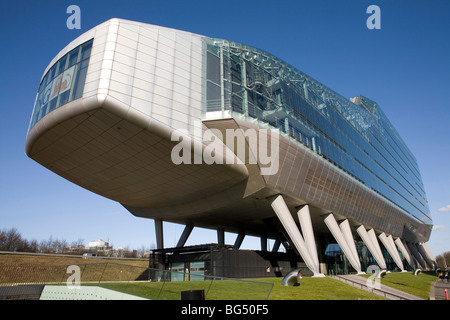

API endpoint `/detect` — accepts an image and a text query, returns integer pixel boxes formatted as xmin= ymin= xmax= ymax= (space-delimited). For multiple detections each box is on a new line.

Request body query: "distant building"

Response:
xmin=114 ymin=247 xmax=138 ymax=258
xmin=86 ymin=239 xmax=112 ymax=255
xmin=87 ymin=239 xmax=110 ymax=249
xmin=65 ymin=240 xmax=144 ymax=258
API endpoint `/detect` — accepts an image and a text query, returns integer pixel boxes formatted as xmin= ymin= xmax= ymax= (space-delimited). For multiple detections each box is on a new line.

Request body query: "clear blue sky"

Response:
xmin=1 ymin=1 xmax=449 ymax=257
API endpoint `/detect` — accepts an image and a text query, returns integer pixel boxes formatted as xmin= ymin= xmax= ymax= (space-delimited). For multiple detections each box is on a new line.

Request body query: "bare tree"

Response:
xmin=69 ymin=238 xmax=86 ymax=255
xmin=0 ymin=230 xmax=6 ymax=249
xmin=0 ymin=228 xmax=23 ymax=251
xmin=436 ymin=251 xmax=450 ymax=270
xmin=0 ymin=227 xmax=145 ymax=256
xmin=28 ymin=239 xmax=39 ymax=252
xmin=39 ymin=237 xmax=51 ymax=253
xmin=444 ymin=251 xmax=450 ymax=267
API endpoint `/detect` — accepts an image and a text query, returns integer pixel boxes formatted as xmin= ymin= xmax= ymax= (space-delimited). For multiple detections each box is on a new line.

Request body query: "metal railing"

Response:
xmin=331 ymin=274 xmax=410 ymax=300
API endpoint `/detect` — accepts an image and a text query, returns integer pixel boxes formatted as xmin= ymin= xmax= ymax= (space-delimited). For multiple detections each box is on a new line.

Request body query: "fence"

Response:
xmin=0 ymin=262 xmax=273 ymax=300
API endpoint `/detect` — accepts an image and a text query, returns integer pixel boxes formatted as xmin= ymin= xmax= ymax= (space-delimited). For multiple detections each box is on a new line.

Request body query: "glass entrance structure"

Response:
xmin=26 ymin=19 xmax=436 ymax=277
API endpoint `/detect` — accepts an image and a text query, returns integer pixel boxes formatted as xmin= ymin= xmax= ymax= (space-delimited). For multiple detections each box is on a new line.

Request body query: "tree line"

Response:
xmin=436 ymin=251 xmax=450 ymax=269
xmin=0 ymin=227 xmax=85 ymax=254
xmin=0 ymin=227 xmax=151 ymax=258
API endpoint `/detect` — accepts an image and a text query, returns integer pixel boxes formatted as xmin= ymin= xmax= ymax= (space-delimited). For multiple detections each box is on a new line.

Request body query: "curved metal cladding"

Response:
xmin=25 ymin=19 xmax=249 ymax=211
xmin=26 ymin=19 xmax=432 ymax=244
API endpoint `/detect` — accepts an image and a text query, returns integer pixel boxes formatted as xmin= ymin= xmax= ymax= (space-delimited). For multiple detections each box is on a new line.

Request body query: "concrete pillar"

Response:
xmin=367 ymin=229 xmax=387 ymax=269
xmin=297 ymin=205 xmax=319 ymax=271
xmin=268 ymin=195 xmax=323 ymax=277
xmin=395 ymin=238 xmax=415 ymax=269
xmin=417 ymin=243 xmax=435 ymax=270
xmin=387 ymin=235 xmax=405 ymax=271
xmin=176 ymin=225 xmax=194 ymax=248
xmin=217 ymin=228 xmax=225 ymax=246
xmin=261 ymin=237 xmax=268 ymax=251
xmin=356 ymin=225 xmax=386 ymax=270
xmin=339 ymin=219 xmax=362 ymax=273
xmin=323 ymin=214 xmax=362 ymax=274
xmin=422 ymin=242 xmax=438 ymax=269
xmin=378 ymin=233 xmax=404 ymax=271
xmin=407 ymin=242 xmax=427 ymax=269
xmin=155 ymin=219 xmax=164 ymax=250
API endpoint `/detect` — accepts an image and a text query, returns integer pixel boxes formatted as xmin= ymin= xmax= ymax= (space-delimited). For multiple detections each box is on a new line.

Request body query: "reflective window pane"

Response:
xmin=29 ymin=39 xmax=93 ymax=131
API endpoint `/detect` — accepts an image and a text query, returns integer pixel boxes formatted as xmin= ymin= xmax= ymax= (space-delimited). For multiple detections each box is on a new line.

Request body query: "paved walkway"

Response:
xmin=332 ymin=274 xmax=424 ymax=300
xmin=430 ymin=279 xmax=450 ymax=300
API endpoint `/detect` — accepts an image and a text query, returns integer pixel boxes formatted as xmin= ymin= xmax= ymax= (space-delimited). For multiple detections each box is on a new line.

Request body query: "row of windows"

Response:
xmin=205 ymin=40 xmax=431 ymax=225
xmin=29 ymin=39 xmax=93 ymax=130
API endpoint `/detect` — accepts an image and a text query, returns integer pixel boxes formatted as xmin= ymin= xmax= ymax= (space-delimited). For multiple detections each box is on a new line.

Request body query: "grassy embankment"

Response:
xmin=3 ymin=253 xmax=428 ymax=300
xmin=359 ymin=272 xmax=436 ymax=300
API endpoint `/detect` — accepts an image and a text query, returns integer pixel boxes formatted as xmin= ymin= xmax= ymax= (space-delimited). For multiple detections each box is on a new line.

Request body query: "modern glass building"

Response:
xmin=26 ymin=19 xmax=436 ymax=277
xmin=204 ymin=39 xmax=431 ymax=226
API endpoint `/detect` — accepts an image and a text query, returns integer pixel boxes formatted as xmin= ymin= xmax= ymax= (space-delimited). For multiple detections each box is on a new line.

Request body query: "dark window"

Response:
xmin=207 ymin=52 xmax=220 ymax=85
xmin=81 ymin=41 xmax=93 ymax=61
xmin=55 ymin=55 xmax=67 ymax=76
xmin=67 ymin=47 xmax=80 ymax=68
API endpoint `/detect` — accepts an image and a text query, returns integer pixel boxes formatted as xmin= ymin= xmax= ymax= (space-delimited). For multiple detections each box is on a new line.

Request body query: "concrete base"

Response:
xmin=311 ymin=273 xmax=326 ymax=278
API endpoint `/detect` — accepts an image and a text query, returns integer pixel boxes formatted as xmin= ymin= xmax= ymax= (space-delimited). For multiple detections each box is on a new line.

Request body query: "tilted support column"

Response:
xmin=339 ymin=219 xmax=362 ymax=274
xmin=233 ymin=232 xmax=245 ymax=250
xmin=417 ymin=243 xmax=435 ymax=270
xmin=176 ymin=225 xmax=194 ymax=248
xmin=323 ymin=214 xmax=363 ymax=274
xmin=356 ymin=225 xmax=387 ymax=270
xmin=268 ymin=195 xmax=323 ymax=277
xmin=422 ymin=242 xmax=438 ymax=269
xmin=378 ymin=233 xmax=404 ymax=271
xmin=297 ymin=205 xmax=320 ymax=271
xmin=395 ymin=238 xmax=415 ymax=269
xmin=387 ymin=235 xmax=405 ymax=271
xmin=367 ymin=228 xmax=387 ymax=270
xmin=407 ymin=242 xmax=426 ymax=269
xmin=272 ymin=239 xmax=281 ymax=252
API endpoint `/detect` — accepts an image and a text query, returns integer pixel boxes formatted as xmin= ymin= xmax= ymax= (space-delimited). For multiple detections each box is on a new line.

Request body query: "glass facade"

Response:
xmin=29 ymin=39 xmax=93 ymax=131
xmin=325 ymin=241 xmax=412 ymax=275
xmin=204 ymin=39 xmax=431 ymax=226
xmin=170 ymin=261 xmax=206 ymax=281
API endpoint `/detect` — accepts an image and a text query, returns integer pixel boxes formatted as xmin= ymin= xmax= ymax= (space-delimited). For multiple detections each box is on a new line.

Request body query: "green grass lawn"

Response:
xmin=101 ymin=278 xmax=276 ymax=300
xmin=2 ymin=254 xmax=435 ymax=300
xmin=97 ymin=276 xmax=387 ymax=300
xmin=249 ymin=277 xmax=386 ymax=300
xmin=359 ymin=272 xmax=436 ymax=299
xmin=99 ymin=272 xmax=438 ymax=300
